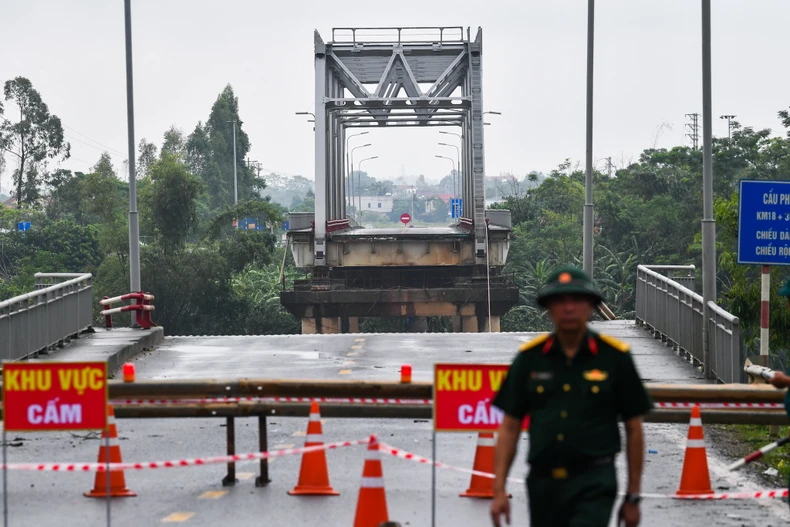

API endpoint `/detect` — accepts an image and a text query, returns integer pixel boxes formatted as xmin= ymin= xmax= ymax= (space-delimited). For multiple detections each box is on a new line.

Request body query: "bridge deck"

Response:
xmin=9 ymin=322 xmax=788 ymax=526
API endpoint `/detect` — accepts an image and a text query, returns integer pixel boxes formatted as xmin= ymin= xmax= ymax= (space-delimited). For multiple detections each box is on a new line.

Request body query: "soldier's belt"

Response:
xmin=529 ymin=456 xmax=614 ymax=480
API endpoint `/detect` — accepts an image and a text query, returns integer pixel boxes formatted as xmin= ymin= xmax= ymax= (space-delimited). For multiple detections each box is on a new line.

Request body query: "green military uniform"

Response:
xmin=492 ymin=266 xmax=653 ymax=527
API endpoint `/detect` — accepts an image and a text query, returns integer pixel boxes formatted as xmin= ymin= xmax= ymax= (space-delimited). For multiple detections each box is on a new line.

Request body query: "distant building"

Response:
xmin=358 ymin=195 xmax=394 ymax=213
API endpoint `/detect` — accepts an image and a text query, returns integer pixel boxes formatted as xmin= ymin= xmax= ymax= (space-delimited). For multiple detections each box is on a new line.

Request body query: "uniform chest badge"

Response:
xmin=583 ymin=369 xmax=608 ymax=381
xmin=530 ymin=371 xmax=554 ymax=380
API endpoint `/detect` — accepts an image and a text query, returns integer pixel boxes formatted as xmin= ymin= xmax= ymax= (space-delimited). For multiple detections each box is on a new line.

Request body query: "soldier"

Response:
xmin=490 ymin=265 xmax=653 ymax=527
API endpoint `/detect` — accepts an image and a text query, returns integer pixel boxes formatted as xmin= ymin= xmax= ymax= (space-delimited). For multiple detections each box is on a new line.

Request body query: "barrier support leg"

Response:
xmin=255 ymin=416 xmax=271 ymax=487
xmin=222 ymin=417 xmax=237 ymax=486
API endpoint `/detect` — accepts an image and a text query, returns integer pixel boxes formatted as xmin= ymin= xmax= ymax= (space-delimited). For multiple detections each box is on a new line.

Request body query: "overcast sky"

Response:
xmin=1 ymin=0 xmax=789 ymax=194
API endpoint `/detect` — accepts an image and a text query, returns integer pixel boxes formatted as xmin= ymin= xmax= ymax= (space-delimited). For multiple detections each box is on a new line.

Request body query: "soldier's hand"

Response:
xmin=619 ymin=502 xmax=640 ymax=527
xmin=769 ymin=372 xmax=790 ymax=389
xmin=490 ymin=490 xmax=510 ymax=526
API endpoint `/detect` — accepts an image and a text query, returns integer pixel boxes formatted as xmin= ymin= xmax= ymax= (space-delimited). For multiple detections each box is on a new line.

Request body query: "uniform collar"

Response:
xmin=542 ymin=330 xmax=598 ymax=356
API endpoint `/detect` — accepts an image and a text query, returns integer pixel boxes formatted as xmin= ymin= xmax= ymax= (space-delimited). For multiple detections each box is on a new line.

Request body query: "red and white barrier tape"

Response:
xmin=655 ymin=402 xmax=783 ymax=409
xmin=640 ymin=489 xmax=789 ymax=500
xmin=0 ymin=438 xmax=369 ymax=472
xmin=104 ymin=399 xmax=780 ymax=409
xmin=378 ymin=442 xmax=523 ymax=484
xmin=379 ymin=443 xmax=790 ymax=500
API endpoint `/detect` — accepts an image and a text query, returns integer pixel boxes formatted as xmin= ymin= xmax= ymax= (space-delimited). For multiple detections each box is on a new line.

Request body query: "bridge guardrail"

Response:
xmin=0 ymin=273 xmax=93 ymax=361
xmin=99 ymin=292 xmax=156 ymax=329
xmin=636 ymin=265 xmax=742 ymax=384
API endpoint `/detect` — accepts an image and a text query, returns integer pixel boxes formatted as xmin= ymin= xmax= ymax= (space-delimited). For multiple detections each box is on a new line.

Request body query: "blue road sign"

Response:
xmin=737 ymin=179 xmax=790 ymax=265
xmin=451 ymin=198 xmax=462 ymax=218
xmin=17 ymin=222 xmax=30 ymax=232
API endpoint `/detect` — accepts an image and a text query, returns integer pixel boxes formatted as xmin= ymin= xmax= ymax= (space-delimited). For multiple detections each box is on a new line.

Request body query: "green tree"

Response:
xmin=137 ymin=139 xmax=158 ymax=178
xmin=0 ymin=77 xmax=70 ymax=206
xmin=186 ymin=85 xmax=264 ymax=211
xmin=142 ymin=154 xmax=205 ymax=250
xmin=161 ymin=125 xmax=186 ymax=161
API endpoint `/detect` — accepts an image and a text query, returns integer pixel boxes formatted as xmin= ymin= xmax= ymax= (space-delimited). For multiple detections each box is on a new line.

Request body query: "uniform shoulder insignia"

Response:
xmin=518 ymin=333 xmax=551 ymax=352
xmin=598 ymin=333 xmax=631 ymax=353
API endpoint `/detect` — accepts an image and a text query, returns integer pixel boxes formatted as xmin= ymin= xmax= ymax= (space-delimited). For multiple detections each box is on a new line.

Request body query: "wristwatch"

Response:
xmin=624 ymin=493 xmax=641 ymax=505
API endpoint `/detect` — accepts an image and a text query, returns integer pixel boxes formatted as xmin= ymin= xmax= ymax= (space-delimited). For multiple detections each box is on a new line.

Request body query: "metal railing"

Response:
xmin=0 ymin=273 xmax=93 ymax=361
xmin=331 ymin=27 xmax=465 ymax=45
xmin=636 ymin=265 xmax=742 ymax=383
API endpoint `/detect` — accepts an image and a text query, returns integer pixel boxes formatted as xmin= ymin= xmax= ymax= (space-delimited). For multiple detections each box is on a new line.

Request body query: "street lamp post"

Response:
xmin=436 ymin=154 xmax=456 ymax=216
xmin=351 ymin=143 xmax=371 ymax=218
xmin=358 ymin=155 xmax=378 ymax=217
xmin=296 ymin=111 xmax=316 ymax=131
xmin=123 ymin=0 xmax=141 ymax=316
xmin=346 ymin=131 xmax=369 ymax=216
xmin=720 ymin=114 xmax=736 ymax=140
xmin=439 ymin=130 xmax=463 ymax=201
xmin=438 ymin=142 xmax=460 ymax=198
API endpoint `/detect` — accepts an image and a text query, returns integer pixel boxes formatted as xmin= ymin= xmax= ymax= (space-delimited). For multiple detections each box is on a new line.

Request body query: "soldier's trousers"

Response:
xmin=526 ymin=463 xmax=617 ymax=527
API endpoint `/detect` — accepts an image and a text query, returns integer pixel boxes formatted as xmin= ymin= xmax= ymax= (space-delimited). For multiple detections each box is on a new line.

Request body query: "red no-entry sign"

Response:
xmin=400 ymin=213 xmax=411 ymax=224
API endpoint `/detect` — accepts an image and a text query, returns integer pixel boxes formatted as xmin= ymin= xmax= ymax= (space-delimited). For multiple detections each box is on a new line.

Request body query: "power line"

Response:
xmin=62 ymin=125 xmax=127 ymax=156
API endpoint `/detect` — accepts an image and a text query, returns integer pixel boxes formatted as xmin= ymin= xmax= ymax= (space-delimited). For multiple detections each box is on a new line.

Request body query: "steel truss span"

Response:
xmin=311 ymin=26 xmax=489 ymax=266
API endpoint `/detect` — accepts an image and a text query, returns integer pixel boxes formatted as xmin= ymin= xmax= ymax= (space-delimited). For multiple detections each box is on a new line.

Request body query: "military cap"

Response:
xmin=536 ymin=265 xmax=605 ymax=308
xmin=779 ymin=277 xmax=790 ymax=297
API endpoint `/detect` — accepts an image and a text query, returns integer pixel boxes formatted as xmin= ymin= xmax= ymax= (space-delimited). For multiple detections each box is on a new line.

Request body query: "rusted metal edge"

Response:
xmin=0 ymin=379 xmax=784 ymax=403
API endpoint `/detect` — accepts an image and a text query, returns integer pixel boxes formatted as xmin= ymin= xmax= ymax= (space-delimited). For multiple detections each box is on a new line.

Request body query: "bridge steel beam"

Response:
xmin=309 ymin=27 xmax=490 ymax=266
xmin=313 ymin=31 xmax=328 ymax=266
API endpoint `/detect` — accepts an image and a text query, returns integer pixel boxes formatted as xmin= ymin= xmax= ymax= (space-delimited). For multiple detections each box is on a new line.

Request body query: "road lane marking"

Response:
xmin=292 ymin=431 xmax=305 ymax=437
xmin=162 ymin=512 xmax=195 ymax=522
xmin=347 ymin=352 xmax=358 ymax=357
xmin=351 ymin=345 xmax=362 ymax=350
xmin=339 ymin=369 xmax=352 ymax=375
xmin=344 ymin=360 xmax=356 ymax=365
xmin=198 ymin=490 xmax=227 ymax=499
xmin=274 ymin=443 xmax=295 ymax=449
xmin=237 ymin=472 xmax=255 ymax=481
xmin=354 ymin=338 xmax=365 ymax=342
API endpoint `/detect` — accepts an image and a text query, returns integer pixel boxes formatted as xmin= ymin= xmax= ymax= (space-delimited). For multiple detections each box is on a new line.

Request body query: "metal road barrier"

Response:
xmin=0 ymin=378 xmax=787 ymax=487
xmin=636 ymin=265 xmax=742 ymax=384
xmin=0 ymin=272 xmax=93 ymax=362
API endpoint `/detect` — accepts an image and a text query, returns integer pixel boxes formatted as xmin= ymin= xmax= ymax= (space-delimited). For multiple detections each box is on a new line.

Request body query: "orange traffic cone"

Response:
xmin=676 ymin=405 xmax=713 ymax=495
xmin=288 ymin=401 xmax=339 ymax=496
xmin=353 ymin=435 xmax=389 ymax=527
xmin=461 ymin=432 xmax=498 ymax=498
xmin=84 ymin=404 xmax=136 ymax=498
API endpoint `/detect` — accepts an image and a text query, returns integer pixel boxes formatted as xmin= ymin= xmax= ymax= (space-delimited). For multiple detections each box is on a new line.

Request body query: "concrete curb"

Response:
xmin=106 ymin=326 xmax=164 ymax=377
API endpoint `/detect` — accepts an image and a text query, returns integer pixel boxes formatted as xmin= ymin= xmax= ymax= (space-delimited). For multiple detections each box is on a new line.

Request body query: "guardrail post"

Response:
xmin=255 ymin=416 xmax=271 ymax=487
xmin=103 ymin=296 xmax=112 ymax=328
xmin=222 ymin=417 xmax=237 ymax=486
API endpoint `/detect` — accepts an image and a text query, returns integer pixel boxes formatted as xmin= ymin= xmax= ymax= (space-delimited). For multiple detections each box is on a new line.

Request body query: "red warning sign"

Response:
xmin=400 ymin=213 xmax=411 ymax=224
xmin=433 ymin=363 xmax=529 ymax=432
xmin=2 ymin=362 xmax=108 ymax=432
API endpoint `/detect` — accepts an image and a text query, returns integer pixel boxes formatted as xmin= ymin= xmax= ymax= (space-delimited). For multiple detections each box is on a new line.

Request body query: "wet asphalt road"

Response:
xmin=3 ymin=321 xmax=789 ymax=526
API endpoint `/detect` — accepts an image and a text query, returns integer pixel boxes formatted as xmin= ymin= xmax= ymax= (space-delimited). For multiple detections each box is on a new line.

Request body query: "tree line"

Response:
xmin=2 ymin=74 xmax=790 ymax=364
xmin=0 ymin=78 xmax=297 ymax=336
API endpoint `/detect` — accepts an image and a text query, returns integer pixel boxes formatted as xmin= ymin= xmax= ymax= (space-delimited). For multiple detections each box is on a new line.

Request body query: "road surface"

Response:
xmin=3 ymin=321 xmax=789 ymax=526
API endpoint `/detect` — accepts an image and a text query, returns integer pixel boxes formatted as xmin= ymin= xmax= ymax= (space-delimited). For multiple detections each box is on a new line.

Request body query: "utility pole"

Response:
xmin=582 ymin=0 xmax=595 ymax=279
xmin=606 ymin=157 xmax=613 ymax=177
xmin=720 ymin=114 xmax=736 ymax=140
xmin=685 ymin=113 xmax=700 ymax=150
xmin=229 ymin=120 xmax=238 ymax=204
xmin=701 ymin=0 xmax=717 ymax=380
xmin=124 ymin=0 xmax=141 ymax=302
